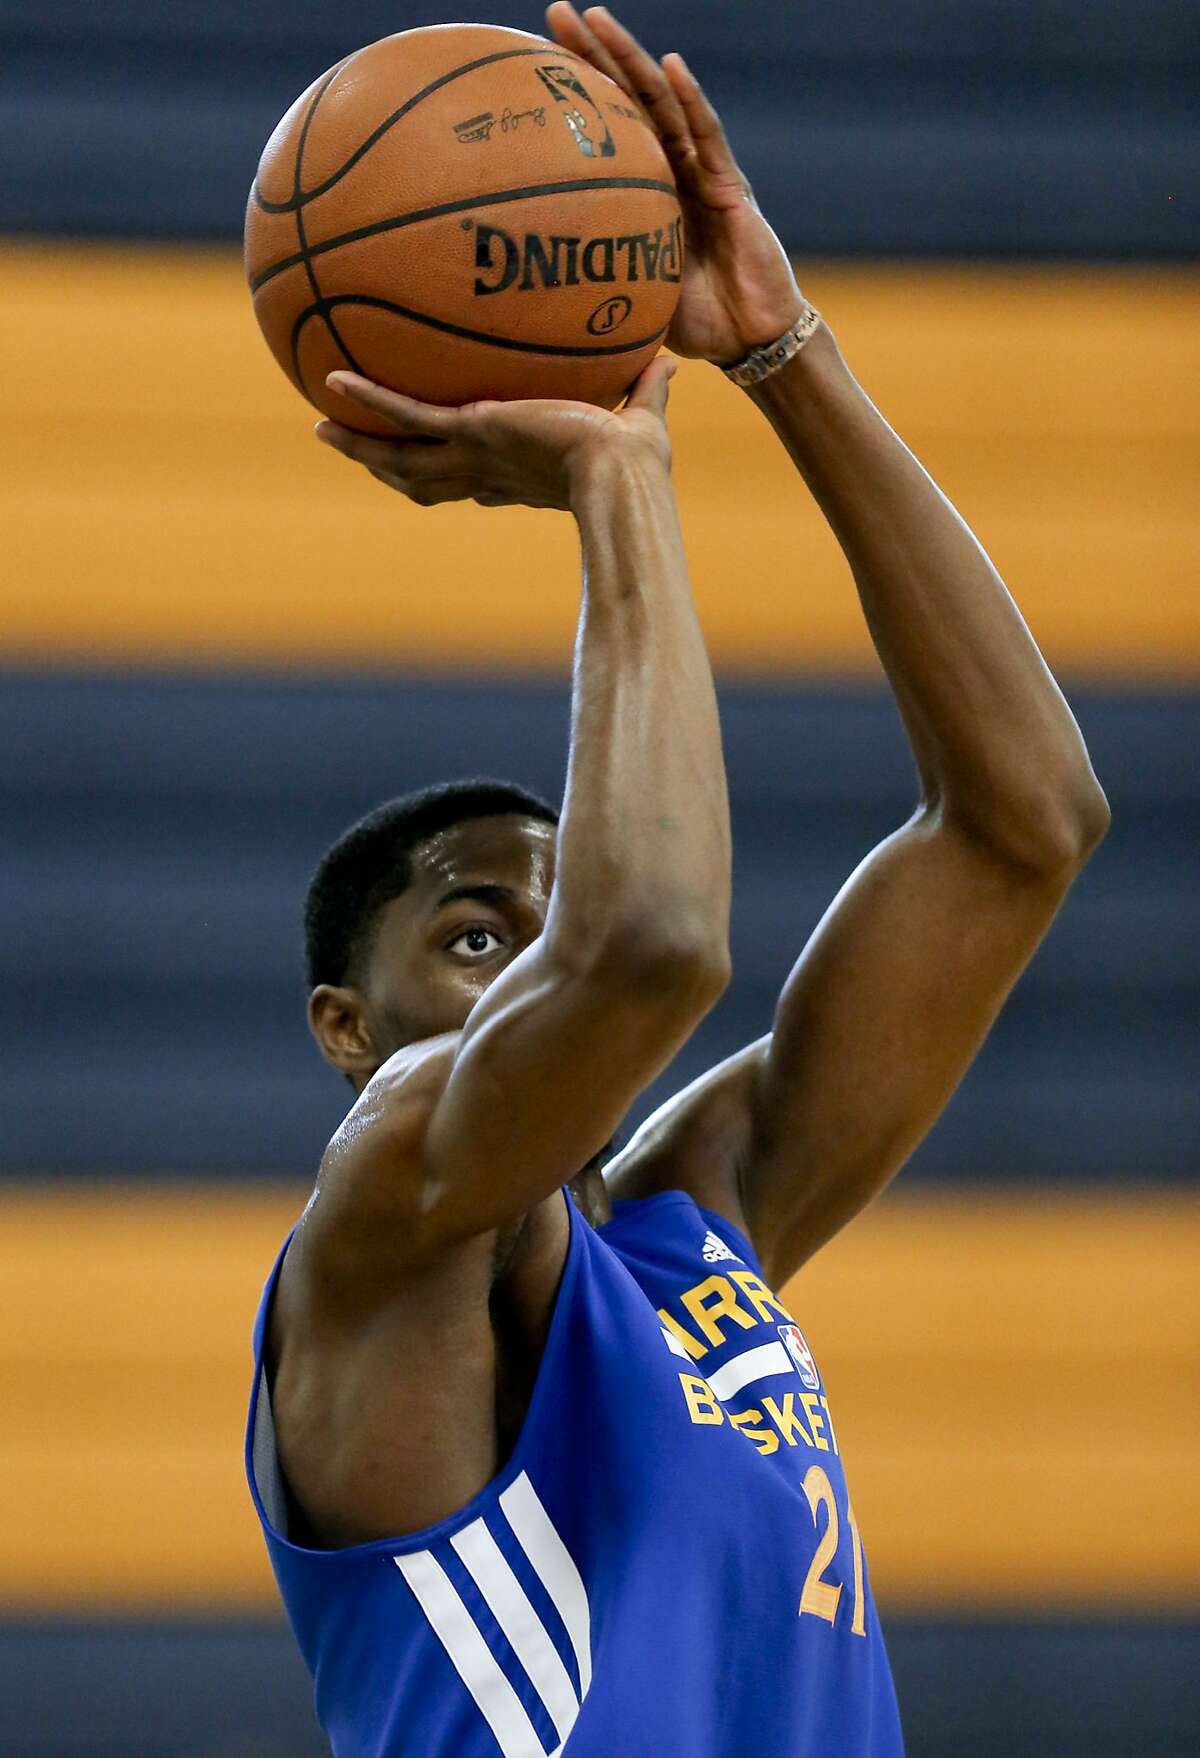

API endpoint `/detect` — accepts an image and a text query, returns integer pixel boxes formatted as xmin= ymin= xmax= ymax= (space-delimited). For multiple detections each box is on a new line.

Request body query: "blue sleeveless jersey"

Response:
xmin=247 ymin=1189 xmax=904 ymax=1757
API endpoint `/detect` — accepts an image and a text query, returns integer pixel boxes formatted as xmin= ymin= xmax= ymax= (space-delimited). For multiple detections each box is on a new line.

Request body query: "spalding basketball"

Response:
xmin=245 ymin=24 xmax=682 ymax=428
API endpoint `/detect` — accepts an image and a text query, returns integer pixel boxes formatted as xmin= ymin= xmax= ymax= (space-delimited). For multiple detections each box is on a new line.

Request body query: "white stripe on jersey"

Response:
xmin=660 ymin=1324 xmax=693 ymax=1360
xmin=452 ymin=1516 xmax=581 ymax=1747
xmin=395 ymin=1472 xmax=591 ymax=1755
xmin=499 ymin=1472 xmax=593 ymax=1696
xmin=704 ymin=1340 xmax=795 ymax=1402
xmin=394 ymin=1548 xmax=554 ymax=1758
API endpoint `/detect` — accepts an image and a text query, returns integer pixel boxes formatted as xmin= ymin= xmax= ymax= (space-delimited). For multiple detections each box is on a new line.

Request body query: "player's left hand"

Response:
xmin=545 ymin=3 xmax=806 ymax=366
xmin=315 ymin=354 xmax=677 ymax=511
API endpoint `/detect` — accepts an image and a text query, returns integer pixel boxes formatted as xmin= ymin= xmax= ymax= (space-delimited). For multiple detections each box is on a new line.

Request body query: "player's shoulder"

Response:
xmin=303 ymin=1032 xmax=466 ymax=1283
xmin=326 ymin=1031 xmax=460 ymax=1162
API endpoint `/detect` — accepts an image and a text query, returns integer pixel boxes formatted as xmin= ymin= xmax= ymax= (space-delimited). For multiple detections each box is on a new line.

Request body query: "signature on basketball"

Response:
xmin=452 ymin=106 xmax=547 ymax=145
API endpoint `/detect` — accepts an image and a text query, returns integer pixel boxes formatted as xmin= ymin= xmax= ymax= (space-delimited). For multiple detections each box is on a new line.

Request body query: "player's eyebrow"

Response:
xmin=433 ymin=882 xmax=516 ymax=911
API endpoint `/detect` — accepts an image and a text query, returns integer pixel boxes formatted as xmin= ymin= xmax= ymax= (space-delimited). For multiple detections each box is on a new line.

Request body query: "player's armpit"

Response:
xmin=610 ymin=811 xmax=1098 ymax=1287
xmin=603 ymin=1035 xmax=764 ymax=1238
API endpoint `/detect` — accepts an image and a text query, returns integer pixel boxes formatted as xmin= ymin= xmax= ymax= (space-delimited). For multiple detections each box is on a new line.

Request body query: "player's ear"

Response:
xmin=308 ymin=984 xmax=377 ymax=1079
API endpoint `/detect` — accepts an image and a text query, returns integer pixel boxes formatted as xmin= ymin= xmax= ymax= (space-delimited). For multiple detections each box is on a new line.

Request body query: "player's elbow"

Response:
xmin=627 ymin=924 xmax=732 ymax=1010
xmin=972 ymin=771 xmax=1112 ymax=879
xmin=939 ymin=755 xmax=1111 ymax=881
xmin=1065 ymin=777 xmax=1112 ymax=862
xmin=1020 ymin=772 xmax=1112 ymax=876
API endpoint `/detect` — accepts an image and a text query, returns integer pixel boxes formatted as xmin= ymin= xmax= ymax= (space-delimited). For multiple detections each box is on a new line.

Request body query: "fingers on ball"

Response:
xmin=546 ymin=5 xmax=632 ymax=96
xmin=325 ymin=372 xmax=458 ymax=438
xmin=662 ymin=53 xmax=735 ymax=171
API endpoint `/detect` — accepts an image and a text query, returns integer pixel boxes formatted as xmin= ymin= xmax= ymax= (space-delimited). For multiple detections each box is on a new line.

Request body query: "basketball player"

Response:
xmin=246 ymin=9 xmax=1110 ymax=1754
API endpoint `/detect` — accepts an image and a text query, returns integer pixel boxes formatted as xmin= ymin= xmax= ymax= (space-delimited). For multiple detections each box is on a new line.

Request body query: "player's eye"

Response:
xmin=447 ymin=926 xmax=504 ymax=961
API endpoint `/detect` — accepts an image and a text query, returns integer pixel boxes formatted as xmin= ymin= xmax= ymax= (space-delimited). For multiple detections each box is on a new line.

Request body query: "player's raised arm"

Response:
xmin=307 ymin=360 xmax=731 ymax=1262
xmin=715 ymin=317 xmax=1109 ymax=1282
xmin=565 ymin=8 xmax=1110 ymax=1282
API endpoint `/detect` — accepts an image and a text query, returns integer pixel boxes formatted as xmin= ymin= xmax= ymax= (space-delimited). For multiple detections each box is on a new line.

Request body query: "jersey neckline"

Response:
xmin=598 ymin=1187 xmax=699 ymax=1233
xmin=599 ymin=1186 xmax=759 ymax=1271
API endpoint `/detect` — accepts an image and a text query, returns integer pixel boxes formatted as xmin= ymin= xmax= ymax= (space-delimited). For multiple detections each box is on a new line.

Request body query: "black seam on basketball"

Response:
xmin=291 ymin=294 xmax=669 ymax=362
xmin=290 ymin=306 xmax=315 ymax=398
xmin=292 ymin=62 xmax=364 ymax=379
xmin=251 ymin=179 xmax=679 ymax=293
xmin=254 ymin=46 xmax=585 ymax=217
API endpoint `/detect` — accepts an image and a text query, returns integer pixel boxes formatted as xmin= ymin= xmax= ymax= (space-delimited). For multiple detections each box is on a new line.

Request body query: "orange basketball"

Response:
xmin=245 ymin=24 xmax=682 ymax=430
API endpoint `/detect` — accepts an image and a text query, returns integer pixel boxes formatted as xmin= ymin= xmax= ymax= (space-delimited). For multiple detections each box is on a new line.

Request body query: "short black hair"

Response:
xmin=304 ymin=779 xmax=559 ymax=990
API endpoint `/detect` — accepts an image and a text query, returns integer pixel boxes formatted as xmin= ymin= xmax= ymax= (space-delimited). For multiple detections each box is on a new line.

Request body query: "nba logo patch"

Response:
xmin=778 ymin=1324 xmax=820 ymax=1390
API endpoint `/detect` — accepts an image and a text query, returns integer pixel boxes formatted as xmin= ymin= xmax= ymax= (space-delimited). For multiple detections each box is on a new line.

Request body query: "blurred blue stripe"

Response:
xmin=4 ymin=1614 xmax=1197 ymax=1757
xmin=2 ymin=0 xmax=1196 ymax=256
xmin=1 ymin=668 xmax=1196 ymax=1180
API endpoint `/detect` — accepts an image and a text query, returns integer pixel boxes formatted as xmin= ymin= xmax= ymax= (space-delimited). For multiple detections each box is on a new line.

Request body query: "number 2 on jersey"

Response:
xmin=798 ymin=1465 xmax=867 ymax=1636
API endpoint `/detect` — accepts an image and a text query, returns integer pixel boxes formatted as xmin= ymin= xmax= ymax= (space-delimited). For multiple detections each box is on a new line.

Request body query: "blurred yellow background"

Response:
xmin=4 ymin=244 xmax=1198 ymax=675
xmin=5 ymin=1184 xmax=1197 ymax=1612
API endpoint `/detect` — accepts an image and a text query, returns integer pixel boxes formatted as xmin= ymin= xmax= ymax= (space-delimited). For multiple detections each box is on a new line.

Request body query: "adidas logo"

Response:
xmin=701 ymin=1230 xmax=739 ymax=1265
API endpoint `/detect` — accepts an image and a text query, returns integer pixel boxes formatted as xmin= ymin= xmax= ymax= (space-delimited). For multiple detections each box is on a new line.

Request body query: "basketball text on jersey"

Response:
xmin=657 ymin=1267 xmax=838 ymax=1455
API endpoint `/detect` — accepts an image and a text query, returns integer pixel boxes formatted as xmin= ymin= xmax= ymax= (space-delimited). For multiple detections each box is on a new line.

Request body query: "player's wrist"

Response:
xmin=740 ymin=318 xmax=842 ymax=416
xmin=715 ymin=295 xmax=811 ymax=367
xmin=719 ymin=304 xmax=824 ymax=387
xmin=565 ymin=434 xmax=672 ymax=510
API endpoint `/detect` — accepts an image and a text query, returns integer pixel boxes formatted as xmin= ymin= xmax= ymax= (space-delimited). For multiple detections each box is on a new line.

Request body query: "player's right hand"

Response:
xmin=544 ymin=5 xmax=806 ymax=368
xmin=315 ymin=354 xmax=676 ymax=512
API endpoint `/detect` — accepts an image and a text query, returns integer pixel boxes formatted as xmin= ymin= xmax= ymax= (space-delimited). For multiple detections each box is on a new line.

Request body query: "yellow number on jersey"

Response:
xmin=799 ymin=1465 xmax=843 ymax=1624
xmin=798 ymin=1466 xmax=867 ymax=1636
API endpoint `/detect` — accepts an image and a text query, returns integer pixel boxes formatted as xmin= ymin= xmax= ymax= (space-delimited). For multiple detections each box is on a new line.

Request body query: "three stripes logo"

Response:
xmin=394 ymin=1471 xmax=592 ymax=1758
xmin=701 ymin=1229 xmax=739 ymax=1264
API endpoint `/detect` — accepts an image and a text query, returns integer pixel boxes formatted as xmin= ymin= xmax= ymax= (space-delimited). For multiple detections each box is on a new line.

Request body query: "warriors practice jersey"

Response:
xmin=247 ymin=1190 xmax=904 ymax=1757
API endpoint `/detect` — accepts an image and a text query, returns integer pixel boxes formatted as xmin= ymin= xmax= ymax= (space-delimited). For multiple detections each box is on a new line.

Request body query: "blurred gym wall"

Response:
xmin=2 ymin=5 xmax=1197 ymax=1756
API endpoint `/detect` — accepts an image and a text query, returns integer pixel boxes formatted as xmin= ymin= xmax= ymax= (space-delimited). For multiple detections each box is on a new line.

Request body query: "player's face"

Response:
xmin=359 ymin=814 xmax=557 ymax=1060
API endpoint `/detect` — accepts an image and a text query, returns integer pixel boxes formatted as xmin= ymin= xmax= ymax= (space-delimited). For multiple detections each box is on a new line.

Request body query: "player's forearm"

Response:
xmin=546 ymin=444 xmax=732 ymax=972
xmin=748 ymin=323 xmax=1109 ymax=870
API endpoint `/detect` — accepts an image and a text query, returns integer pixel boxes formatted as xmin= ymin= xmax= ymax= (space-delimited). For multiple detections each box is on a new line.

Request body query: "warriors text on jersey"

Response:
xmin=247 ymin=1190 xmax=905 ymax=1756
